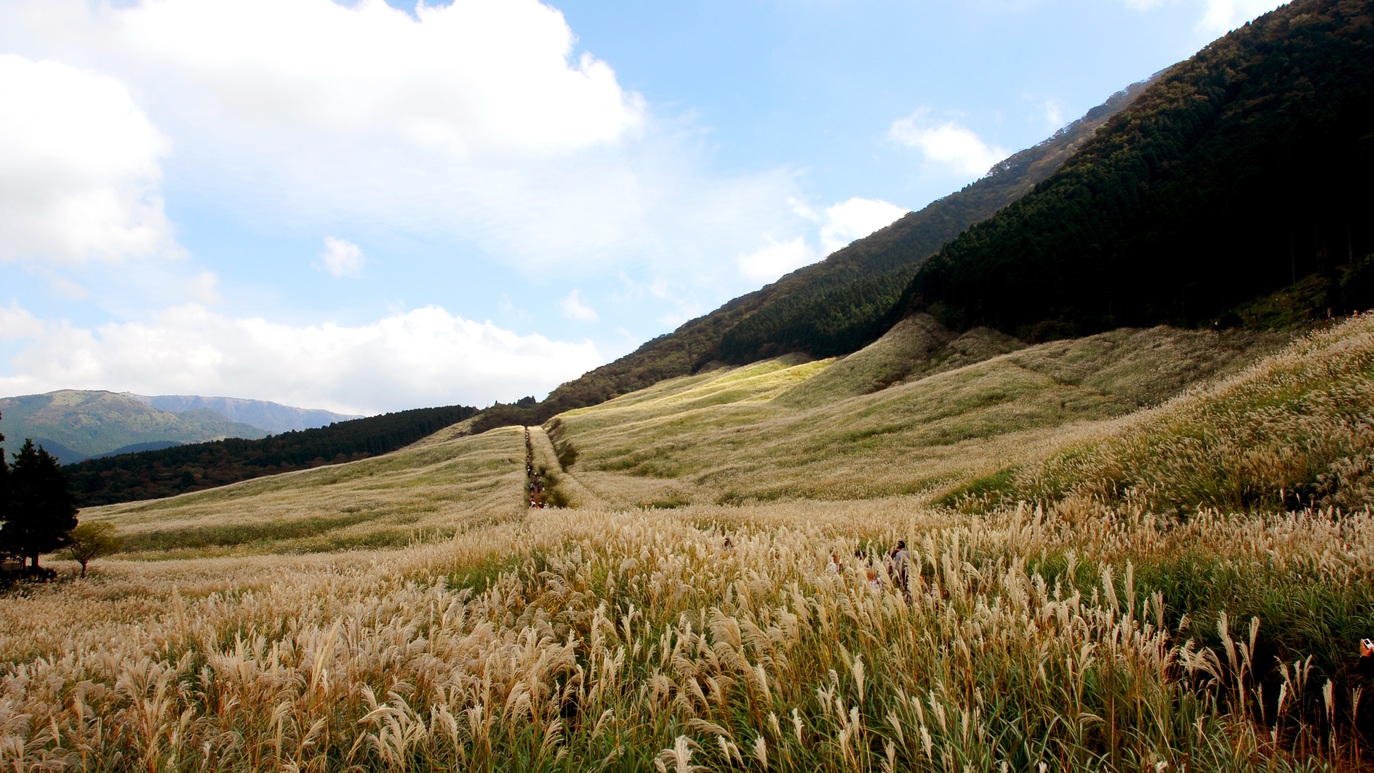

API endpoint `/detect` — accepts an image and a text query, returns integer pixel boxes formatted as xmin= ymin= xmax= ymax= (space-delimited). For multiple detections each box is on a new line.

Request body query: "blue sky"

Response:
xmin=0 ymin=0 xmax=1285 ymax=415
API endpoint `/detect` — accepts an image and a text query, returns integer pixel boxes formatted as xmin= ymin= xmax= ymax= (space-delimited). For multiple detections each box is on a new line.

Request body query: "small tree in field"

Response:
xmin=5 ymin=440 xmax=78 ymax=571
xmin=66 ymin=522 xmax=121 ymax=577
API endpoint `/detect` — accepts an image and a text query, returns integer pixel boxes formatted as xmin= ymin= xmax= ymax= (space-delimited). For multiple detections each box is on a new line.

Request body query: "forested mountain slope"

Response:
xmin=897 ymin=0 xmax=1374 ymax=339
xmin=472 ymin=82 xmax=1148 ymax=432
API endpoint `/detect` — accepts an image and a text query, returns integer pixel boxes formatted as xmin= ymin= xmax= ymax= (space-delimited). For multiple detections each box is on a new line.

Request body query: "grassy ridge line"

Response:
xmin=82 ymin=422 xmax=526 ymax=557
xmin=66 ymin=403 xmax=480 ymax=507
xmin=556 ymin=324 xmax=1288 ymax=509
xmin=75 ymin=322 xmax=1291 ymax=557
xmin=4 ymin=502 xmax=1369 ymax=768
xmin=952 ymin=313 xmax=1374 ymax=514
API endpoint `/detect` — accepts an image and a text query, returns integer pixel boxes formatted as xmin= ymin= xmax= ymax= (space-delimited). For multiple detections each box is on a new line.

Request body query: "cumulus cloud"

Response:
xmin=0 ymin=0 xmax=810 ymax=301
xmin=733 ymin=197 xmax=906 ymax=284
xmin=1198 ymin=0 xmax=1286 ymax=35
xmin=0 ymin=54 xmax=176 ymax=264
xmin=0 ymin=303 xmax=45 ymax=341
xmin=1121 ymin=0 xmax=1285 ymax=36
xmin=818 ymin=198 xmax=907 ymax=255
xmin=0 ymin=303 xmax=603 ymax=413
xmin=560 ymin=289 xmax=598 ymax=321
xmin=735 ymin=237 xmax=817 ymax=284
xmin=0 ymin=0 xmax=787 ymax=275
xmin=105 ymin=0 xmax=644 ymax=155
xmin=1038 ymin=99 xmax=1065 ymax=131
xmin=889 ymin=110 xmax=1009 ymax=178
xmin=317 ymin=236 xmax=365 ymax=279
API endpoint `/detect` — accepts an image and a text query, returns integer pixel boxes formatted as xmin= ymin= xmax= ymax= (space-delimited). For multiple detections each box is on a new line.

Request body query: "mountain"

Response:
xmin=133 ymin=395 xmax=361 ymax=434
xmin=0 ymin=391 xmax=270 ymax=464
xmin=0 ymin=390 xmax=360 ymax=464
xmin=471 ymin=80 xmax=1150 ymax=433
xmin=895 ymin=0 xmax=1374 ymax=339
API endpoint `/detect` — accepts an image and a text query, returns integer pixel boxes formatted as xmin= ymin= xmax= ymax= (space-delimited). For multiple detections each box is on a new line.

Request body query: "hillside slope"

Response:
xmin=77 ymin=314 xmax=1374 ymax=556
xmin=65 ymin=404 xmax=480 ymax=506
xmin=546 ymin=324 xmax=1294 ymax=509
xmin=473 ymin=82 xmax=1148 ymax=433
xmin=898 ymin=0 xmax=1374 ymax=339
xmin=25 ymin=315 xmax=1374 ymax=771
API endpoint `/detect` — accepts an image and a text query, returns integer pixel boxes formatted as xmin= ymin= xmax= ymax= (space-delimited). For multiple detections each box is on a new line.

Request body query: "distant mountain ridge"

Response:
xmin=0 ymin=390 xmax=359 ymax=464
xmin=132 ymin=394 xmax=361 ymax=434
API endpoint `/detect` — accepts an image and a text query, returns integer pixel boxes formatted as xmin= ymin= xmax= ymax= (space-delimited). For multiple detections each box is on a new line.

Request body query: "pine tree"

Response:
xmin=0 ymin=414 xmax=8 ymax=566
xmin=6 ymin=439 xmax=78 ymax=571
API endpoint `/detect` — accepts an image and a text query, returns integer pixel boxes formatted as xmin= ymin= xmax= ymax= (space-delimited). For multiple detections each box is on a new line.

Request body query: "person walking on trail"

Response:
xmin=827 ymin=551 xmax=842 ymax=574
xmin=866 ymin=566 xmax=883 ymax=591
xmin=889 ymin=540 xmax=911 ymax=598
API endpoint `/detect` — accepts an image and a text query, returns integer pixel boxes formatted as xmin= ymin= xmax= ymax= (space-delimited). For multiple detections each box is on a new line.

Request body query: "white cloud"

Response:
xmin=889 ymin=110 xmax=1009 ymax=178
xmin=105 ymin=0 xmax=645 ymax=155
xmin=0 ymin=0 xmax=805 ymax=282
xmin=1121 ymin=0 xmax=1286 ymax=35
xmin=0 ymin=303 xmax=603 ymax=413
xmin=0 ymin=54 xmax=177 ymax=265
xmin=818 ymin=198 xmax=907 ymax=255
xmin=735 ymin=237 xmax=818 ymax=284
xmin=1198 ymin=0 xmax=1285 ymax=35
xmin=317 ymin=236 xmax=365 ymax=279
xmin=560 ymin=289 xmax=598 ymax=321
xmin=0 ymin=303 xmax=45 ymax=341
xmin=1038 ymin=99 xmax=1065 ymax=131
xmin=732 ymin=197 xmax=906 ymax=285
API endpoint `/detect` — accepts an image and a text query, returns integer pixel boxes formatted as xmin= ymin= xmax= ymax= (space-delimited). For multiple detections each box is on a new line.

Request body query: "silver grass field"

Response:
xmin=3 ymin=315 xmax=1373 ymax=770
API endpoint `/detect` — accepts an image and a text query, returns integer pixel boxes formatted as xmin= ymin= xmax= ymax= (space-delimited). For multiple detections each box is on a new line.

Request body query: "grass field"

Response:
xmin=4 ymin=316 xmax=1373 ymax=770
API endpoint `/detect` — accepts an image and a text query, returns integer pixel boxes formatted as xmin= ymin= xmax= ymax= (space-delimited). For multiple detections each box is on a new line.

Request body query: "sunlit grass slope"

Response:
xmin=558 ymin=323 xmax=1288 ymax=509
xmin=7 ymin=320 xmax=1374 ymax=770
xmin=964 ymin=313 xmax=1374 ymax=515
xmin=82 ymin=420 xmax=527 ymax=557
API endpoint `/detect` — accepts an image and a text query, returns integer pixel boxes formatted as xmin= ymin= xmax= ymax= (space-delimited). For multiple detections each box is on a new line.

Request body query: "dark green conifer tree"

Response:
xmin=0 ymin=413 xmax=8 ymax=565
xmin=6 ymin=439 xmax=78 ymax=570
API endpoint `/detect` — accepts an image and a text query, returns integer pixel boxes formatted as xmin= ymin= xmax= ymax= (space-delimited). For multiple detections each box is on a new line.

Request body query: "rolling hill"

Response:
xmin=64 ymin=404 xmax=480 ymax=506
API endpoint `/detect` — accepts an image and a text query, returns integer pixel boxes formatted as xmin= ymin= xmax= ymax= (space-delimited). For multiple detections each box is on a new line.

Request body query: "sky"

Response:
xmin=0 ymin=0 xmax=1287 ymax=416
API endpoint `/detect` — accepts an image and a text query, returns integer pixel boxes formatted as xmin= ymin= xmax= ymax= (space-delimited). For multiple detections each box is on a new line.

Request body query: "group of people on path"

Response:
xmin=524 ymin=428 xmax=549 ymax=508
xmin=826 ymin=539 xmax=913 ymax=600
